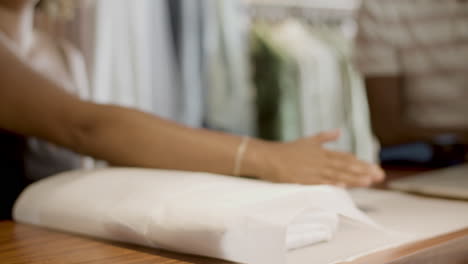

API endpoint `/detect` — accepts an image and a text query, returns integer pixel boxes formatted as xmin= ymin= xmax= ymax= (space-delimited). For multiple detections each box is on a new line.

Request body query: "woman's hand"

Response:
xmin=252 ymin=130 xmax=385 ymax=187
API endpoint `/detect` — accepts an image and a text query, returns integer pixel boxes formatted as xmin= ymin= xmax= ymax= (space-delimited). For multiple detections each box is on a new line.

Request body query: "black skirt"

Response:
xmin=0 ymin=130 xmax=28 ymax=220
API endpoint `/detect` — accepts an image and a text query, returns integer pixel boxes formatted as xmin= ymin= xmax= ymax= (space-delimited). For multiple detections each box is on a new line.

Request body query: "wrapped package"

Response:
xmin=14 ymin=168 xmax=376 ymax=264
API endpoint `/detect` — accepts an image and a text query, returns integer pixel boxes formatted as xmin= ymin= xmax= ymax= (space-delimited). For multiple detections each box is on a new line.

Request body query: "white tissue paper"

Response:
xmin=14 ymin=168 xmax=376 ymax=264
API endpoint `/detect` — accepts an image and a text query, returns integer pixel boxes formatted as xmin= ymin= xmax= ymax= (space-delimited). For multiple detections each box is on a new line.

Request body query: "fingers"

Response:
xmin=290 ymin=164 xmax=372 ymax=187
xmin=310 ymin=129 xmax=341 ymax=144
xmin=295 ymin=175 xmax=346 ymax=187
xmin=271 ymin=136 xmax=386 ymax=188
xmin=370 ymin=165 xmax=386 ymax=182
xmin=325 ymin=150 xmax=386 ymax=186
xmin=321 ymin=168 xmax=372 ymax=187
xmin=280 ymin=163 xmax=384 ymax=188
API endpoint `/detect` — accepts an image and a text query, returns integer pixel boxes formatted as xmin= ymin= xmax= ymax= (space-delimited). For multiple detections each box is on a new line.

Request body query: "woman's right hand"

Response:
xmin=250 ymin=130 xmax=385 ymax=187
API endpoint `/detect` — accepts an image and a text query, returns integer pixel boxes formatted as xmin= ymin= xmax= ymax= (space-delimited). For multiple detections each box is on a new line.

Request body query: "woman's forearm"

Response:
xmin=0 ymin=41 xmax=270 ymax=179
xmin=74 ymin=104 xmax=270 ymax=178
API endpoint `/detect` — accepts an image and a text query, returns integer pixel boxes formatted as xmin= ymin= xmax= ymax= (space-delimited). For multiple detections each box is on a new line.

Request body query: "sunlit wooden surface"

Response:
xmin=0 ymin=221 xmax=233 ymax=264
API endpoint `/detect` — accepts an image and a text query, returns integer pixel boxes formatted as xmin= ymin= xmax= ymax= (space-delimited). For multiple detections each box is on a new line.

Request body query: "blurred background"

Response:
xmin=41 ymin=0 xmax=468 ymax=168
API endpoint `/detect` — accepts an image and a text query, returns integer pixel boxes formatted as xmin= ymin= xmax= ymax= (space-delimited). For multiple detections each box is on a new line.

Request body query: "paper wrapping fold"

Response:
xmin=14 ymin=168 xmax=375 ymax=264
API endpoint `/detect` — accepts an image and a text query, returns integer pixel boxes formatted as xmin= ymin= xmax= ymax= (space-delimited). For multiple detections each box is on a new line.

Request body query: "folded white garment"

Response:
xmin=14 ymin=168 xmax=375 ymax=264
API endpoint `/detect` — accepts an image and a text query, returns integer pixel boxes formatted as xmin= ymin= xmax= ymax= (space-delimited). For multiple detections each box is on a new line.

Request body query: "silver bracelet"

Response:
xmin=233 ymin=137 xmax=250 ymax=177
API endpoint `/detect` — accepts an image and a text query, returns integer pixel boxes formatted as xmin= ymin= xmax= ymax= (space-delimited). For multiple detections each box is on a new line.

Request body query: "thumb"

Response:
xmin=311 ymin=129 xmax=341 ymax=144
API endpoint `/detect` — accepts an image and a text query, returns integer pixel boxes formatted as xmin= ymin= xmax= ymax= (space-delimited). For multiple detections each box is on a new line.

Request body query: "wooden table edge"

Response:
xmin=343 ymin=228 xmax=468 ymax=264
xmin=2 ymin=221 xmax=468 ymax=264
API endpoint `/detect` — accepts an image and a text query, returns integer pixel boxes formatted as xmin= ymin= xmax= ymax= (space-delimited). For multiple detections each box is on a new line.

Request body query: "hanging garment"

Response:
xmin=251 ymin=20 xmax=377 ymax=161
xmin=147 ymin=0 xmax=182 ymax=121
xmin=178 ymin=0 xmax=205 ymax=127
xmin=92 ymin=0 xmax=179 ymax=121
xmin=166 ymin=0 xmax=182 ymax=64
xmin=202 ymin=0 xmax=256 ymax=136
xmin=315 ymin=27 xmax=378 ymax=162
xmin=93 ymin=0 xmax=254 ymax=131
xmin=251 ymin=24 xmax=302 ymax=141
xmin=273 ymin=21 xmax=348 ymax=148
